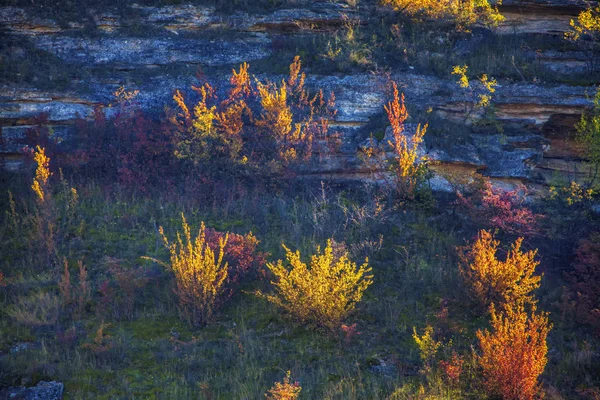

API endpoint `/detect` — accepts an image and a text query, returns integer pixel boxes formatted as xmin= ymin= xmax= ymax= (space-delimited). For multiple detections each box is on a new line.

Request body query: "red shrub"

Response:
xmin=438 ymin=351 xmax=464 ymax=386
xmin=456 ymin=179 xmax=542 ymax=237
xmin=204 ymin=228 xmax=268 ymax=284
xmin=68 ymin=100 xmax=175 ymax=191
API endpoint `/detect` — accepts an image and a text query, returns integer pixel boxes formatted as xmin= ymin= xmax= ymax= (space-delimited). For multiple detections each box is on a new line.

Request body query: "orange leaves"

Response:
xmin=384 ymin=82 xmax=408 ymax=139
xmin=173 ymin=90 xmax=190 ymax=121
xmin=385 ymin=82 xmax=427 ymax=198
xmin=228 ymin=62 xmax=252 ymax=102
xmin=476 ymin=302 xmax=551 ymax=400
xmin=170 ymin=56 xmax=337 ymax=175
xmin=460 ymin=230 xmax=551 ymax=399
xmin=459 ymin=230 xmax=541 ymax=309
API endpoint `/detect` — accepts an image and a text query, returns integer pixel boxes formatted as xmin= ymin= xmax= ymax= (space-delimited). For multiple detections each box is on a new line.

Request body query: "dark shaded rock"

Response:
xmin=0 ymin=381 xmax=64 ymax=400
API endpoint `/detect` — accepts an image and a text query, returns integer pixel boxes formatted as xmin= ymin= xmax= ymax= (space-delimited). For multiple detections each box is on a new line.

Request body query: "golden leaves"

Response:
xmin=257 ymin=239 xmax=372 ymax=331
xmin=159 ymin=213 xmax=229 ymax=326
xmin=459 ymin=230 xmax=541 ymax=309
xmin=32 ymin=146 xmax=51 ymax=203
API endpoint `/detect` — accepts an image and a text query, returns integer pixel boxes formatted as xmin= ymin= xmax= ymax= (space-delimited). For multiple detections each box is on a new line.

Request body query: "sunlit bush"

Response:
xmin=257 ymin=239 xmax=372 ymax=331
xmin=265 ymin=371 xmax=301 ymax=400
xmin=385 ymin=81 xmax=428 ymax=199
xmin=476 ymin=302 xmax=551 ymax=400
xmin=170 ymin=56 xmax=338 ymax=179
xmin=157 ymin=214 xmax=229 ymax=326
xmin=382 ymin=0 xmax=504 ymax=31
xmin=459 ymin=230 xmax=541 ymax=308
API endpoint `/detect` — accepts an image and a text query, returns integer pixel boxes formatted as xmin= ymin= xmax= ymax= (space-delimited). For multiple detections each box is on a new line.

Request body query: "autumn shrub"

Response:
xmin=155 ymin=214 xmax=229 ymax=327
xmin=456 ymin=178 xmax=542 ymax=237
xmin=169 ymin=56 xmax=338 ymax=180
xmin=459 ymin=230 xmax=542 ymax=309
xmin=205 ymin=228 xmax=268 ymax=285
xmin=384 ymin=81 xmax=428 ymax=199
xmin=257 ymin=239 xmax=372 ymax=331
xmin=566 ymin=233 xmax=600 ymax=334
xmin=382 ymin=0 xmax=504 ymax=31
xmin=31 ymin=146 xmax=57 ymax=265
xmin=265 ymin=371 xmax=301 ymax=400
xmin=476 ymin=302 xmax=551 ymax=400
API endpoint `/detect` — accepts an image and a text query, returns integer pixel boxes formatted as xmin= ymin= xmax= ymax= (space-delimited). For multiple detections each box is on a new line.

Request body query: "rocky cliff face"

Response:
xmin=0 ymin=0 xmax=595 ymax=190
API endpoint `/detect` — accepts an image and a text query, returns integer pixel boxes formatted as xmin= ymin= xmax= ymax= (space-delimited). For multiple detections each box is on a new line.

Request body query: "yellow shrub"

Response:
xmin=158 ymin=213 xmax=229 ymax=326
xmin=32 ymin=145 xmax=51 ymax=203
xmin=258 ymin=240 xmax=372 ymax=331
xmin=413 ymin=325 xmax=442 ymax=374
xmin=459 ymin=230 xmax=541 ymax=309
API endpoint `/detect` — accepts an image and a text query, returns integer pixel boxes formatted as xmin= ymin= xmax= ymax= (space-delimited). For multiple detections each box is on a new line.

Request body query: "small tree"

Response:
xmin=257 ymin=239 xmax=372 ymax=331
xmin=476 ymin=302 xmax=551 ymax=400
xmin=385 ymin=81 xmax=428 ymax=199
xmin=459 ymin=230 xmax=541 ymax=309
xmin=156 ymin=214 xmax=229 ymax=326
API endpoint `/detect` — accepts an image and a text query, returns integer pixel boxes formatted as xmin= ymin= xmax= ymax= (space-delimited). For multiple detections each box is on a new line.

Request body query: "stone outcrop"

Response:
xmin=0 ymin=1 xmax=596 ymax=189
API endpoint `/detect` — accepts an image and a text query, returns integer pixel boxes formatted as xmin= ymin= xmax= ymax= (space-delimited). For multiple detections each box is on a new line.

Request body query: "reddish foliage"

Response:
xmin=204 ymin=228 xmax=268 ymax=284
xmin=438 ymin=351 xmax=464 ymax=386
xmin=567 ymin=233 xmax=600 ymax=334
xmin=0 ymin=271 xmax=6 ymax=287
xmin=68 ymin=103 xmax=175 ymax=191
xmin=456 ymin=179 xmax=542 ymax=237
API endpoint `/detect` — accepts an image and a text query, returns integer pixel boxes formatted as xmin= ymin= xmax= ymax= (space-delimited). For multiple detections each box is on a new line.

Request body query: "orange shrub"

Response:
xmin=476 ymin=302 xmax=551 ymax=400
xmin=459 ymin=230 xmax=541 ymax=308
xmin=170 ymin=56 xmax=337 ymax=178
xmin=385 ymin=82 xmax=427 ymax=199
